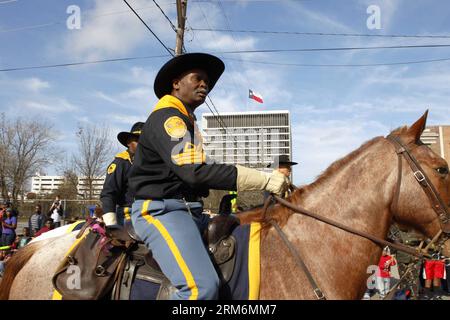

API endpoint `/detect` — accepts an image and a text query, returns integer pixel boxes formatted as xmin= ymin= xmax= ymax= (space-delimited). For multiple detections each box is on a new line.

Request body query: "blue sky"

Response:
xmin=1 ymin=0 xmax=450 ymax=185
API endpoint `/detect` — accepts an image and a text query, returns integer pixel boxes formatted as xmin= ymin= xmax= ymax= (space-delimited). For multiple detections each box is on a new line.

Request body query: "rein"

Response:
xmin=264 ymin=134 xmax=450 ymax=300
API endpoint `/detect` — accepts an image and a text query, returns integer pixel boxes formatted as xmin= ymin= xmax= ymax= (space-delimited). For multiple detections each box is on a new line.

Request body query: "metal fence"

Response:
xmin=7 ymin=199 xmax=101 ymax=221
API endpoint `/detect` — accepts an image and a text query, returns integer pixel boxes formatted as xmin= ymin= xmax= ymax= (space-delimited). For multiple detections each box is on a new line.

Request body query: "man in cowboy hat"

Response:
xmin=267 ymin=154 xmax=298 ymax=178
xmin=100 ymin=122 xmax=144 ymax=226
xmin=128 ymin=52 xmax=289 ymax=300
xmin=264 ymin=154 xmax=298 ymax=199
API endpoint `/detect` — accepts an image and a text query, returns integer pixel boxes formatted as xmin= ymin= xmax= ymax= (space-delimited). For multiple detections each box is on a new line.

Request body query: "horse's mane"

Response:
xmin=0 ymin=242 xmax=41 ymax=300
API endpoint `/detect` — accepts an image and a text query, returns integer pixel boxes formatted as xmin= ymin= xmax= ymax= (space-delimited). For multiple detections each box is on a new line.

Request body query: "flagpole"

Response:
xmin=246 ymin=89 xmax=249 ymax=110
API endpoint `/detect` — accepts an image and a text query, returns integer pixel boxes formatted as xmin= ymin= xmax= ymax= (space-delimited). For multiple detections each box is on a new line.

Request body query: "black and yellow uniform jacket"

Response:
xmin=100 ymin=150 xmax=134 ymax=213
xmin=129 ymin=95 xmax=237 ymax=200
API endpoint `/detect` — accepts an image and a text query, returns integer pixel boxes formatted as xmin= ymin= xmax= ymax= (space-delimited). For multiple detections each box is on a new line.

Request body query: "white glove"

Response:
xmin=236 ymin=165 xmax=289 ymax=196
xmin=266 ymin=170 xmax=290 ymax=196
xmin=102 ymin=212 xmax=118 ymax=226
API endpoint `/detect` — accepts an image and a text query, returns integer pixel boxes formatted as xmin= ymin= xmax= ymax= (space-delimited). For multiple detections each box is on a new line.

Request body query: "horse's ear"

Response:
xmin=403 ymin=110 xmax=428 ymax=144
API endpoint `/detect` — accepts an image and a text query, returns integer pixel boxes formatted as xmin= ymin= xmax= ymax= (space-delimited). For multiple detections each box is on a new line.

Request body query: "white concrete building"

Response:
xmin=31 ymin=175 xmax=65 ymax=195
xmin=31 ymin=175 xmax=105 ymax=198
xmin=201 ymin=110 xmax=292 ymax=172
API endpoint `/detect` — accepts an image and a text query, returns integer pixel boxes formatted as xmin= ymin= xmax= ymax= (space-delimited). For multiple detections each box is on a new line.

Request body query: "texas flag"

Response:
xmin=249 ymin=89 xmax=264 ymax=103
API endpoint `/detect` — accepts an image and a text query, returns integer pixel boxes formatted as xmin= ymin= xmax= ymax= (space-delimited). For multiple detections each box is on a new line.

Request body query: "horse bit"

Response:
xmin=262 ymin=134 xmax=450 ymax=300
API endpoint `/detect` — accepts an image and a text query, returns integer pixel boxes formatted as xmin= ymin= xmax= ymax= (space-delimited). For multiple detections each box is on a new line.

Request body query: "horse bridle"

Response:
xmin=263 ymin=134 xmax=450 ymax=300
xmin=386 ymin=134 xmax=450 ymax=237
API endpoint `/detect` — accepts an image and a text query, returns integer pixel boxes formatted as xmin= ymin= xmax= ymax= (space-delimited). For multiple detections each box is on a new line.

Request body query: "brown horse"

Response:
xmin=1 ymin=112 xmax=449 ymax=300
xmin=238 ymin=111 xmax=450 ymax=299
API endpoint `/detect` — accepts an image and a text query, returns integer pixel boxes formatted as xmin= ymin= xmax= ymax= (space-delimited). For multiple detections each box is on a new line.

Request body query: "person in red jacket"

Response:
xmin=34 ymin=218 xmax=54 ymax=237
xmin=376 ymin=246 xmax=397 ymax=298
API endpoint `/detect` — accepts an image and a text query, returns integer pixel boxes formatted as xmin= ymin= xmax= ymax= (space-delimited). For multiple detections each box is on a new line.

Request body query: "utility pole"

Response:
xmin=175 ymin=0 xmax=187 ymax=56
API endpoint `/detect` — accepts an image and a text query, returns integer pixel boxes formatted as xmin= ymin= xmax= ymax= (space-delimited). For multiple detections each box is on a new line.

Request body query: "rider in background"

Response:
xmin=127 ymin=53 xmax=289 ymax=300
xmin=100 ymin=122 xmax=144 ymax=227
xmin=264 ymin=154 xmax=298 ymax=199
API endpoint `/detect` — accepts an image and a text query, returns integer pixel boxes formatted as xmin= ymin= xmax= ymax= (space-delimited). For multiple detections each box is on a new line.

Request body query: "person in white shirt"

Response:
xmin=49 ymin=195 xmax=63 ymax=228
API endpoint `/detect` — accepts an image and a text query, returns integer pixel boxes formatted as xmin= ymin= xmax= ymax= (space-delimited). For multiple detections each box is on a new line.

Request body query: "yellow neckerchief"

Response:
xmin=153 ymin=95 xmax=206 ymax=165
xmin=115 ymin=150 xmax=132 ymax=164
xmin=153 ymin=95 xmax=202 ymax=140
xmin=153 ymin=95 xmax=195 ymax=123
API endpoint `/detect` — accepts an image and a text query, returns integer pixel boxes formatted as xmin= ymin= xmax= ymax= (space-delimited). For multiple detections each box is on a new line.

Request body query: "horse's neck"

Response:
xmin=298 ymin=139 xmax=397 ymax=238
xmin=273 ymin=139 xmax=398 ymax=299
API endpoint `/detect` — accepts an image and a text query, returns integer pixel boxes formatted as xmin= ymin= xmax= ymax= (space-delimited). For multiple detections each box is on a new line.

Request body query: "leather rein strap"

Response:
xmin=269 ymin=196 xmax=428 ymax=259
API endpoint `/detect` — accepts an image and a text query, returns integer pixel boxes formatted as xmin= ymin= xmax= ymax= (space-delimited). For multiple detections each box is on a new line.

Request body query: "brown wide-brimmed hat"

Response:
xmin=267 ymin=154 xmax=298 ymax=168
xmin=154 ymin=53 xmax=225 ymax=99
xmin=117 ymin=122 xmax=144 ymax=147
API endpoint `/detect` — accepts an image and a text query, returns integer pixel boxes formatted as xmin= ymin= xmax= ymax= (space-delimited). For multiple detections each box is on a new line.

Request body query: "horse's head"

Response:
xmin=389 ymin=111 xmax=450 ymax=255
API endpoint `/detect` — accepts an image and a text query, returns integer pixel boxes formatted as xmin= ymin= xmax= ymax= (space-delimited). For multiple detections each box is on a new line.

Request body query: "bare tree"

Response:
xmin=73 ymin=123 xmax=113 ymax=199
xmin=57 ymin=156 xmax=79 ymax=198
xmin=0 ymin=114 xmax=13 ymax=200
xmin=0 ymin=113 xmax=57 ymax=203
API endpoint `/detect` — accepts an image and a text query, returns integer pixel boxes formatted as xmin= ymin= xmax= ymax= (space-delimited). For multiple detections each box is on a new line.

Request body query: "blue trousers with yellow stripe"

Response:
xmin=131 ymin=199 xmax=219 ymax=300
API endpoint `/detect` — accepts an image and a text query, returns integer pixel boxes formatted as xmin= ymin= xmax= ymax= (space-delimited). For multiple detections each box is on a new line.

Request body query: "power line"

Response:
xmin=123 ymin=0 xmax=174 ymax=56
xmin=0 ymin=4 xmax=160 ymax=34
xmin=152 ymin=0 xmax=187 ymax=53
xmin=3 ymin=53 xmax=450 ymax=73
xmin=216 ymin=44 xmax=450 ymax=54
xmin=192 ymin=27 xmax=450 ymax=39
xmin=223 ymin=56 xmax=450 ymax=67
xmin=152 ymin=0 xmax=177 ymax=32
xmin=0 ymin=55 xmax=169 ymax=72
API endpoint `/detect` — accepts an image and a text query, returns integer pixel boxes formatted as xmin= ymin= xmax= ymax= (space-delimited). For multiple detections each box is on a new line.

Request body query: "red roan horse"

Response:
xmin=1 ymin=112 xmax=449 ymax=299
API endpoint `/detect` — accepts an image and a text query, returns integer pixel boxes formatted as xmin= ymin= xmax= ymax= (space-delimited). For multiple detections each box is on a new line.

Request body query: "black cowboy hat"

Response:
xmin=117 ymin=122 xmax=145 ymax=147
xmin=267 ymin=154 xmax=298 ymax=168
xmin=154 ymin=53 xmax=225 ymax=99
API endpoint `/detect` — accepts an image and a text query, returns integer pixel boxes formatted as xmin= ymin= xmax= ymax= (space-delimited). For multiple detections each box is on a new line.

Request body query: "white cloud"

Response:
xmin=93 ymin=90 xmax=123 ymax=105
xmin=120 ymin=87 xmax=153 ymax=100
xmin=284 ymin=1 xmax=356 ymax=33
xmin=22 ymin=77 xmax=50 ymax=92
xmin=111 ymin=114 xmax=144 ymax=125
xmin=62 ymin=0 xmax=176 ymax=60
xmin=22 ymin=98 xmax=78 ymax=113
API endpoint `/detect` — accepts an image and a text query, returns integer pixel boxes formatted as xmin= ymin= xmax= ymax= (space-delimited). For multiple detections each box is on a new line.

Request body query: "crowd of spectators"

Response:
xmin=0 ymin=197 xmax=65 ymax=276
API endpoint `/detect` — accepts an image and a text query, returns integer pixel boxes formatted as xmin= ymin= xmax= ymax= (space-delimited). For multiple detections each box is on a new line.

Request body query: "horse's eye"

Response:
xmin=436 ymin=167 xmax=449 ymax=175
